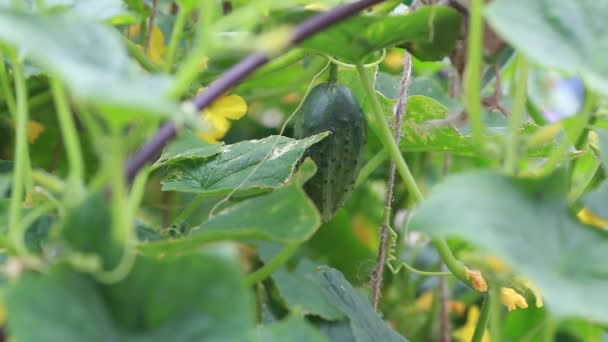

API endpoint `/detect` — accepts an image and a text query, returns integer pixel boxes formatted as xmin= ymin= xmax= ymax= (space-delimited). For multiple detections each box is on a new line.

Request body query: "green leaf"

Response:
xmin=6 ymin=248 xmax=255 ymax=341
xmin=306 ymin=210 xmax=375 ymax=285
xmin=61 ymin=192 xmax=122 ymax=269
xmin=0 ymin=11 xmax=178 ymax=126
xmin=595 ymin=128 xmax=608 ymax=168
xmin=160 ymin=134 xmax=328 ymax=196
xmin=258 ymin=244 xmax=344 ymax=321
xmin=581 ymin=182 xmax=608 ymax=220
xmin=25 ymin=0 xmax=135 ymax=22
xmin=153 ymin=130 xmax=223 ymax=168
xmin=103 ymin=248 xmax=255 ymax=340
xmin=252 ymin=315 xmax=330 ymax=342
xmin=62 ymin=0 xmax=134 ymax=23
xmin=485 ymin=0 xmax=608 ymax=96
xmin=410 ymin=170 xmax=608 ymax=322
xmin=317 ymin=266 xmax=409 ymax=342
xmin=139 ymin=182 xmax=322 ymax=257
xmin=292 ymin=6 xmax=462 ymax=63
xmin=317 ymin=320 xmax=357 ymax=342
xmin=6 ymin=265 xmax=119 ymax=341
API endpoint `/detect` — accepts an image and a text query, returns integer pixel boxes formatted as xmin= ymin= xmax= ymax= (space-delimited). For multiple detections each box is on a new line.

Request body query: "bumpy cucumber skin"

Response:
xmin=294 ymin=82 xmax=367 ymax=222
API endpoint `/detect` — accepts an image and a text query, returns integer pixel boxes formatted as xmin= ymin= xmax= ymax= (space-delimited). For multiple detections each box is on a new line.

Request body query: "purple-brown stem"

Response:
xmin=370 ymin=52 xmax=412 ymax=310
xmin=125 ymin=0 xmax=384 ymax=183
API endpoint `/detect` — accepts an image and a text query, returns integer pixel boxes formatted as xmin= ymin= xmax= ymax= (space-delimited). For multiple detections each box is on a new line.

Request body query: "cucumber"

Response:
xmin=294 ymin=82 xmax=367 ymax=222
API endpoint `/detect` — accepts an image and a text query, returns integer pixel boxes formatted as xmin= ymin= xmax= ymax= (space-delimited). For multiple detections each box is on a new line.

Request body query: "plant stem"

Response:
xmin=355 ymin=62 xmax=422 ymax=202
xmin=8 ymin=54 xmax=30 ymax=247
xmin=370 ymin=52 xmax=411 ymax=309
xmin=144 ymin=0 xmax=159 ymax=53
xmin=431 ymin=239 xmax=468 ymax=284
xmin=355 ymin=148 xmax=387 ymax=187
xmin=538 ymin=92 xmax=596 ymax=176
xmin=51 ymin=76 xmax=84 ymax=183
xmin=250 ymin=49 xmax=307 ymax=80
xmin=169 ymin=0 xmax=218 ymax=99
xmin=356 ymin=58 xmax=473 ymax=289
xmin=32 ymin=169 xmax=65 ymax=193
xmin=246 ymin=241 xmax=300 ymax=286
xmin=0 ymin=52 xmax=16 ymax=117
xmin=164 ymin=5 xmax=190 ymax=73
xmin=489 ymin=286 xmax=502 ymax=342
xmin=172 ymin=193 xmax=207 ymax=226
xmin=472 ymin=295 xmax=491 ymax=342
xmin=464 ymin=0 xmax=484 ymax=147
xmin=123 ymin=36 xmax=161 ymax=72
xmin=503 ymin=56 xmax=529 ymax=174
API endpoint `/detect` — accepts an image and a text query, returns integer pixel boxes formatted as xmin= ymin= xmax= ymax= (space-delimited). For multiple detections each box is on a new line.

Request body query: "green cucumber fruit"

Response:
xmin=294 ymin=82 xmax=367 ymax=222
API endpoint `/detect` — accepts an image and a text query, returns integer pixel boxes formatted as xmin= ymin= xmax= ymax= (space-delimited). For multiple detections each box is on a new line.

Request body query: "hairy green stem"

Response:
xmin=489 ymin=286 xmax=502 ymax=342
xmin=170 ymin=1 xmax=219 ymax=99
xmin=464 ymin=0 xmax=484 ymax=147
xmin=123 ymin=36 xmax=161 ymax=72
xmin=431 ymin=239 xmax=468 ymax=284
xmin=355 ymin=148 xmax=387 ymax=187
xmin=0 ymin=52 xmax=16 ymax=117
xmin=355 ymin=63 xmax=422 ymax=202
xmin=503 ymin=56 xmax=529 ymax=174
xmin=250 ymin=49 xmax=307 ymax=79
xmin=472 ymin=295 xmax=491 ymax=342
xmin=356 ymin=62 xmax=473 ymax=288
xmin=32 ymin=169 xmax=65 ymax=193
xmin=539 ymin=92 xmax=596 ymax=175
xmin=246 ymin=241 xmax=300 ymax=286
xmin=8 ymin=54 xmax=30 ymax=247
xmin=51 ymin=76 xmax=84 ymax=183
xmin=172 ymin=194 xmax=207 ymax=226
xmin=94 ymin=136 xmax=137 ymax=284
xmin=164 ymin=5 xmax=190 ymax=73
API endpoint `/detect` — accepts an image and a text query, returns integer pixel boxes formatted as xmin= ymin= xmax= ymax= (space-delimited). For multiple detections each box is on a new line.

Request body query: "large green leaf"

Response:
xmin=6 ymin=265 xmax=119 ymax=341
xmin=485 ymin=0 xmax=608 ymax=96
xmin=291 ymin=6 xmax=462 ymax=63
xmin=6 ymin=249 xmax=255 ymax=341
xmin=103 ymin=250 xmax=255 ymax=340
xmin=251 ymin=315 xmax=330 ymax=342
xmin=139 ymin=182 xmax=322 ymax=257
xmin=409 ymin=170 xmax=608 ymax=322
xmin=0 ymin=0 xmax=134 ymax=22
xmin=258 ymin=243 xmax=344 ymax=321
xmin=0 ymin=10 xmax=177 ymax=125
xmin=160 ymin=134 xmax=327 ymax=196
xmin=317 ymin=267 xmax=408 ymax=342
xmin=153 ymin=130 xmax=223 ymax=168
xmin=61 ymin=192 xmax=122 ymax=269
xmin=306 ymin=210 xmax=375 ymax=285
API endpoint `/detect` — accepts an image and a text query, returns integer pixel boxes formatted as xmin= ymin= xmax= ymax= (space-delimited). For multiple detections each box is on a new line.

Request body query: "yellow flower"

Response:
xmin=453 ymin=306 xmax=490 ymax=342
xmin=383 ymin=50 xmax=404 ymax=71
xmin=128 ymin=24 xmax=167 ymax=65
xmin=196 ymin=88 xmax=247 ymax=144
xmin=487 ymin=255 xmax=510 ymax=273
xmin=500 ymin=287 xmax=528 ymax=311
xmin=414 ymin=290 xmax=467 ymax=316
xmin=577 ymin=208 xmax=608 ymax=229
xmin=465 ymin=267 xmax=488 ymax=292
xmin=414 ymin=291 xmax=434 ymax=311
xmin=145 ymin=25 xmax=167 ymax=65
xmin=8 ymin=119 xmax=45 ymax=143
